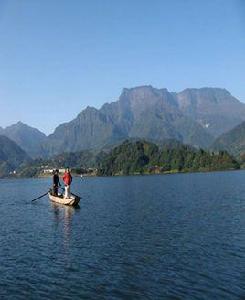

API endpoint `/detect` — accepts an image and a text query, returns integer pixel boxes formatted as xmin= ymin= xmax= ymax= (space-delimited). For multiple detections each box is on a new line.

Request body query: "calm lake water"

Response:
xmin=0 ymin=171 xmax=244 ymax=299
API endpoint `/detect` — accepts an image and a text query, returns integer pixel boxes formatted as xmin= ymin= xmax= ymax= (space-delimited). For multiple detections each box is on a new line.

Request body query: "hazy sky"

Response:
xmin=0 ymin=0 xmax=244 ymax=134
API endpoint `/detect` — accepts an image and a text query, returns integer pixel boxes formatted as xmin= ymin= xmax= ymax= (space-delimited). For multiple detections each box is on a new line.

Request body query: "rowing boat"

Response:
xmin=48 ymin=192 xmax=80 ymax=206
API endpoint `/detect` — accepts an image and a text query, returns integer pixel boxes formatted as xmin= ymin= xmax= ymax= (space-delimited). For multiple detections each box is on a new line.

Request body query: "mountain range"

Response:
xmin=46 ymin=86 xmax=215 ymax=155
xmin=1 ymin=85 xmax=245 ymax=158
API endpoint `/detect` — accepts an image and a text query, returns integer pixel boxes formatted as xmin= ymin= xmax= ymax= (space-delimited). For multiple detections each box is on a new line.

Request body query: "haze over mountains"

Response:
xmin=212 ymin=121 xmax=245 ymax=157
xmin=176 ymin=88 xmax=245 ymax=137
xmin=0 ymin=122 xmax=47 ymax=158
xmin=46 ymin=86 xmax=215 ymax=155
xmin=1 ymin=85 xmax=245 ymax=158
xmin=0 ymin=135 xmax=30 ymax=176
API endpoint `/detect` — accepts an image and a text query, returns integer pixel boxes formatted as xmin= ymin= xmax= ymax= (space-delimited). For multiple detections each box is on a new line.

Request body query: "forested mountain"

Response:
xmin=22 ymin=138 xmax=184 ymax=173
xmin=97 ymin=140 xmax=239 ymax=176
xmin=1 ymin=122 xmax=47 ymax=158
xmin=0 ymin=135 xmax=30 ymax=177
xmin=18 ymin=139 xmax=239 ymax=177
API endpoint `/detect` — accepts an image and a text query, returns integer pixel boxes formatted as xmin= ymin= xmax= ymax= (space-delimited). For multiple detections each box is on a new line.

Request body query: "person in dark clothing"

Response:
xmin=52 ymin=169 xmax=60 ymax=196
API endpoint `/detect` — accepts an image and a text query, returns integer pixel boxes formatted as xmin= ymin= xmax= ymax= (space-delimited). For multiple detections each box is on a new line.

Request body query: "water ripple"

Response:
xmin=0 ymin=172 xmax=245 ymax=299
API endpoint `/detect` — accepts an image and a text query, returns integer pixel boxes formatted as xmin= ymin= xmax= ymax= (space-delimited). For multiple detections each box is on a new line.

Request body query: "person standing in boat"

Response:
xmin=63 ymin=168 xmax=72 ymax=198
xmin=52 ymin=169 xmax=61 ymax=196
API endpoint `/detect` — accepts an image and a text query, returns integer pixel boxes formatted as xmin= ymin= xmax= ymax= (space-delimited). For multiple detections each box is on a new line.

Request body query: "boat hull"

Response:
xmin=48 ymin=193 xmax=80 ymax=206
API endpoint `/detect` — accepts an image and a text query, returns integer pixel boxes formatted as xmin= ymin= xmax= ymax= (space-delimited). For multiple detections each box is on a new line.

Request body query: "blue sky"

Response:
xmin=0 ymin=0 xmax=244 ymax=134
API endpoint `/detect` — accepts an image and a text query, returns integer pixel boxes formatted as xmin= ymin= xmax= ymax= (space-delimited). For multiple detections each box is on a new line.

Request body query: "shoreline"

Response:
xmin=0 ymin=166 xmax=242 ymax=180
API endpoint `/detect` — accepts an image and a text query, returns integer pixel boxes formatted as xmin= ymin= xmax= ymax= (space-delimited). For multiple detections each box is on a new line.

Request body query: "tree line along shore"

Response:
xmin=6 ymin=140 xmax=239 ymax=179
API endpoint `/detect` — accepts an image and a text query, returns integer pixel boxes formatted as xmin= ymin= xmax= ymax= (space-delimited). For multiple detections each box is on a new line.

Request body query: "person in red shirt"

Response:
xmin=63 ymin=168 xmax=72 ymax=198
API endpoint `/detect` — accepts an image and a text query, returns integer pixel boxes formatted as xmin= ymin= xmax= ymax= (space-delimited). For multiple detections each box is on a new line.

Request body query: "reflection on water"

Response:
xmin=51 ymin=203 xmax=80 ymax=249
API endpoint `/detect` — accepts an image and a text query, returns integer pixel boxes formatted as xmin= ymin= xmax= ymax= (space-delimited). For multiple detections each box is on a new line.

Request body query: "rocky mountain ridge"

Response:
xmin=1 ymin=85 xmax=245 ymax=157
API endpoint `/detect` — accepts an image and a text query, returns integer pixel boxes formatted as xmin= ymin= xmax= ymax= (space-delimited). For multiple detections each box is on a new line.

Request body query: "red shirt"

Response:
xmin=63 ymin=172 xmax=72 ymax=185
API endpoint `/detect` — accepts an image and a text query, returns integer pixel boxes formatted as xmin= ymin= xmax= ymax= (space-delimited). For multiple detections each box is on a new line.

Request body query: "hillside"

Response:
xmin=98 ymin=140 xmax=239 ymax=176
xmin=23 ymin=138 xmax=183 ymax=173
xmin=17 ymin=139 xmax=239 ymax=177
xmin=0 ymin=135 xmax=30 ymax=177
xmin=212 ymin=121 xmax=245 ymax=158
xmin=2 ymin=86 xmax=245 ymax=158
xmin=45 ymin=86 xmax=218 ymax=156
xmin=1 ymin=122 xmax=47 ymax=158
xmin=175 ymin=88 xmax=245 ymax=137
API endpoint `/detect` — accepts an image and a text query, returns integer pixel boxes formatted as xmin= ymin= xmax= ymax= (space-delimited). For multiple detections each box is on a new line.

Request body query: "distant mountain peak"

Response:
xmin=7 ymin=121 xmax=29 ymax=128
xmin=121 ymin=85 xmax=169 ymax=95
xmin=2 ymin=85 xmax=244 ymax=158
xmin=5 ymin=121 xmax=46 ymax=134
xmin=119 ymin=85 xmax=171 ymax=107
xmin=1 ymin=122 xmax=47 ymax=158
xmin=45 ymin=85 xmax=218 ymax=156
xmin=179 ymin=87 xmax=232 ymax=99
xmin=84 ymin=106 xmax=98 ymax=112
xmin=0 ymin=135 xmax=30 ymax=177
xmin=77 ymin=106 xmax=99 ymax=119
xmin=122 ymin=85 xmax=154 ymax=92
xmin=183 ymin=87 xmax=229 ymax=92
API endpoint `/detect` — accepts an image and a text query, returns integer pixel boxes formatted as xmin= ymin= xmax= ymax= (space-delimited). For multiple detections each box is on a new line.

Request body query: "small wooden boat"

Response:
xmin=48 ymin=192 xmax=80 ymax=206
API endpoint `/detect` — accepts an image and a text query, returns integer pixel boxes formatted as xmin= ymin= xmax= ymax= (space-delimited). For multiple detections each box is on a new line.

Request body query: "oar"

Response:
xmin=31 ymin=191 xmax=49 ymax=202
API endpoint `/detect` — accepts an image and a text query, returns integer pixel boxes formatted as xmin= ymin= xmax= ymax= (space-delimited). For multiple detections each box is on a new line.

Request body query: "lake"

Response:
xmin=0 ymin=171 xmax=244 ymax=299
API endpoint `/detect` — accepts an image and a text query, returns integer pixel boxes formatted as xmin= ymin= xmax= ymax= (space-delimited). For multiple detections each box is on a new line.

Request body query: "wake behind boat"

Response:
xmin=48 ymin=191 xmax=80 ymax=206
